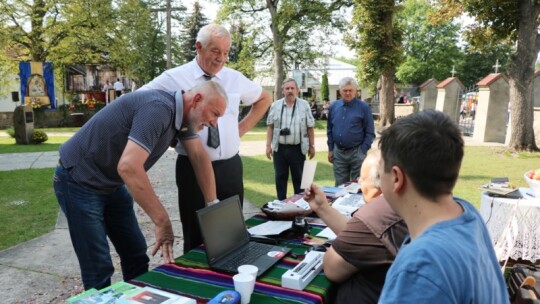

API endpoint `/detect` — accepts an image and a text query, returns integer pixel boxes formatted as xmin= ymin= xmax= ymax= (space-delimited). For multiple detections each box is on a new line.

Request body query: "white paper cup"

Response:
xmin=238 ymin=264 xmax=258 ymax=279
xmin=233 ymin=273 xmax=255 ymax=304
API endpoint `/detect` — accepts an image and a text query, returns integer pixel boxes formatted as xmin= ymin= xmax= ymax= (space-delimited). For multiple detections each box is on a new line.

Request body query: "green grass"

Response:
xmin=0 ymin=168 xmax=58 ymax=250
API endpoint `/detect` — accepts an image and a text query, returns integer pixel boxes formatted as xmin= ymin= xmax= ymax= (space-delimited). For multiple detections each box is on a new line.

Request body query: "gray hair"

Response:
xmin=282 ymin=78 xmax=298 ymax=87
xmin=196 ymin=24 xmax=231 ymax=48
xmin=338 ymin=77 xmax=358 ymax=89
xmin=191 ymin=81 xmax=229 ymax=105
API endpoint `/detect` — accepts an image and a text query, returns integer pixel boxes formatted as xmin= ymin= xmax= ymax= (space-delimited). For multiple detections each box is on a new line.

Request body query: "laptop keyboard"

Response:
xmin=223 ymin=243 xmax=269 ymax=270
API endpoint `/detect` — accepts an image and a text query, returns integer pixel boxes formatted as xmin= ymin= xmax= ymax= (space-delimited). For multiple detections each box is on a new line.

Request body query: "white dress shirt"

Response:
xmin=139 ymin=59 xmax=263 ymax=161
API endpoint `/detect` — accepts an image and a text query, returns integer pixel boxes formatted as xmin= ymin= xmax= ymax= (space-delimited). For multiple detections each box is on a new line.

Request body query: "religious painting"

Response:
xmin=19 ymin=62 xmax=56 ymax=109
xmin=27 ymin=74 xmax=47 ymax=97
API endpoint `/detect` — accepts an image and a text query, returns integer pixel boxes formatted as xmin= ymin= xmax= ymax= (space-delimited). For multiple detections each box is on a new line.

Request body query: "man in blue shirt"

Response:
xmin=53 ymin=81 xmax=228 ymax=290
xmin=327 ymin=77 xmax=375 ymax=186
xmin=377 ymin=110 xmax=509 ymax=303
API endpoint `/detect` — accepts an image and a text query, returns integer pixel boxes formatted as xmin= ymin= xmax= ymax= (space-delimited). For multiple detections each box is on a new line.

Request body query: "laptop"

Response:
xmin=196 ymin=195 xmax=291 ymax=277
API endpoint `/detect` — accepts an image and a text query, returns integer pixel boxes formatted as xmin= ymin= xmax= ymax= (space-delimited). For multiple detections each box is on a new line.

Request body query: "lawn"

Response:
xmin=0 ymin=168 xmax=58 ymax=250
xmin=0 ymin=125 xmax=538 ymax=251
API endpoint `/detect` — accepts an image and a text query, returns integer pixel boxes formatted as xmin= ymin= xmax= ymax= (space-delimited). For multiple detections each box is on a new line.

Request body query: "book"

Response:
xmin=119 ymin=286 xmax=195 ymax=304
xmin=67 ymin=282 xmax=195 ymax=304
xmin=342 ymin=182 xmax=361 ymax=194
xmin=67 ymin=288 xmax=103 ymax=304
xmin=480 ymin=182 xmax=522 ymax=199
xmin=331 ymin=194 xmax=365 ymax=215
xmin=320 ymin=186 xmax=348 ymax=199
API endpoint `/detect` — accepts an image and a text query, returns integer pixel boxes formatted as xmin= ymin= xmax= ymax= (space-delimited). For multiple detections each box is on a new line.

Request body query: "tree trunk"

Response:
xmin=379 ymin=70 xmax=395 ymax=128
xmin=266 ymin=0 xmax=285 ymax=101
xmin=273 ymin=47 xmax=285 ymax=100
xmin=506 ymin=0 xmax=540 ymax=151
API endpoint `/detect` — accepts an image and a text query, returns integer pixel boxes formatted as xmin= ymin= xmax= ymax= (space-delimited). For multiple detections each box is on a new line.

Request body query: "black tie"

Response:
xmin=203 ymin=74 xmax=220 ymax=149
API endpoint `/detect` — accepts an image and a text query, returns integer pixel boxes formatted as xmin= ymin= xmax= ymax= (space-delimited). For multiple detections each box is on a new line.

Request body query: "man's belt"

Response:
xmin=336 ymin=145 xmax=359 ymax=152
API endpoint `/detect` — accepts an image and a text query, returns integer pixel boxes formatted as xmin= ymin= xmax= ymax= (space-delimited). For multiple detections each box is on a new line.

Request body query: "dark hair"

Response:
xmin=378 ymin=110 xmax=464 ymax=201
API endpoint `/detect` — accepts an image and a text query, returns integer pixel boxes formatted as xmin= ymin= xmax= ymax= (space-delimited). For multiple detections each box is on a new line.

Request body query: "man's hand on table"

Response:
xmin=151 ymin=221 xmax=175 ymax=264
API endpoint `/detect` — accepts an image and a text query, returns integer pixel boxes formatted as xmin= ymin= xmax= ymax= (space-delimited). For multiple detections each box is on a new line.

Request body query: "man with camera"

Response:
xmin=266 ymin=78 xmax=315 ymax=200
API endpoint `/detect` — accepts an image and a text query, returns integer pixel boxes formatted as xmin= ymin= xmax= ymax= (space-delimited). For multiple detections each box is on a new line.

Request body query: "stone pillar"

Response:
xmin=473 ymin=73 xmax=509 ymax=144
xmin=435 ymin=77 xmax=465 ymax=121
xmin=13 ymin=105 xmax=34 ymax=144
xmin=534 ymin=71 xmax=540 ymax=108
xmin=419 ymin=78 xmax=438 ymax=110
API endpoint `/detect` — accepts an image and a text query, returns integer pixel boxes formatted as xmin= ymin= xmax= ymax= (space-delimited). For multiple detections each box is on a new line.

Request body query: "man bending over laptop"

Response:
xmin=303 ymin=151 xmax=407 ymax=303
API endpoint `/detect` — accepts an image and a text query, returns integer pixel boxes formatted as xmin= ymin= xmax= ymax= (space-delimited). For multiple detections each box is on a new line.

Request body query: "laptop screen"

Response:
xmin=197 ymin=195 xmax=251 ymax=263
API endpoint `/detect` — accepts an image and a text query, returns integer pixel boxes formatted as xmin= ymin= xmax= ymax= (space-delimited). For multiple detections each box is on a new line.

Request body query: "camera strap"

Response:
xmin=279 ymin=99 xmax=297 ymax=132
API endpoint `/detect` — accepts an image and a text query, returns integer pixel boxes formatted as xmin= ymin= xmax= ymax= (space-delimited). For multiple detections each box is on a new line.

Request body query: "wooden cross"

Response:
xmin=450 ymin=65 xmax=457 ymax=77
xmin=150 ymin=0 xmax=185 ymax=69
xmin=493 ymin=59 xmax=501 ymax=73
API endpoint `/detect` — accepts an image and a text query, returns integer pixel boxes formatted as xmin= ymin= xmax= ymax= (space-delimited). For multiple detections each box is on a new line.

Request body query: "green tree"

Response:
xmin=227 ymin=21 xmax=256 ymax=79
xmin=177 ymin=1 xmax=208 ymax=64
xmin=114 ymin=0 xmax=168 ymax=84
xmin=436 ymin=0 xmax=539 ymax=151
xmin=216 ymin=0 xmax=350 ymax=100
xmin=349 ymin=0 xmax=403 ymax=127
xmin=0 ymin=0 xmax=117 ymax=63
xmin=456 ymin=43 xmax=512 ymax=89
xmin=320 ymin=72 xmax=329 ymax=101
xmin=396 ymin=0 xmax=462 ymax=86
xmin=0 ymin=24 xmax=19 ymax=98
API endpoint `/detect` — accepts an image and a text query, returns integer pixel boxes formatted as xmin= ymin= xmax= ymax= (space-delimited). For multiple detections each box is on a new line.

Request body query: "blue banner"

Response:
xmin=19 ymin=61 xmax=56 ymax=109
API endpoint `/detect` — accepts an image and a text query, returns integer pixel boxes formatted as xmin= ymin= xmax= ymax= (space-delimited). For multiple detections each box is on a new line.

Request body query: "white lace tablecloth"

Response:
xmin=480 ymin=189 xmax=540 ymax=262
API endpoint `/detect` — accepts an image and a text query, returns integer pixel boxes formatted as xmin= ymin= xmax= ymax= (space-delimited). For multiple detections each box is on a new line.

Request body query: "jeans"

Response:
xmin=53 ymin=165 xmax=149 ymax=290
xmin=333 ymin=147 xmax=366 ymax=186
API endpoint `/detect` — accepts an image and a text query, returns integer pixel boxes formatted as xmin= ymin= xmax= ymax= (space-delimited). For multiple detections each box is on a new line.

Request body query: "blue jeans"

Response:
xmin=53 ymin=165 xmax=149 ymax=290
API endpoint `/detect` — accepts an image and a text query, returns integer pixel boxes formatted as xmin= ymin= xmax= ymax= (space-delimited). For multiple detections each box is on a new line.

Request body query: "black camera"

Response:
xmin=279 ymin=128 xmax=291 ymax=136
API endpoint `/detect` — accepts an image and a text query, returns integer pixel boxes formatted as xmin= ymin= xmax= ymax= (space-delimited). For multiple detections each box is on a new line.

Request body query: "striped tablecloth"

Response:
xmin=130 ymin=215 xmax=335 ymax=304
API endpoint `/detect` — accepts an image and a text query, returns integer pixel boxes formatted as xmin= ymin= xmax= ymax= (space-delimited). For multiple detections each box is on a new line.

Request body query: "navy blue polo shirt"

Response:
xmin=59 ymin=90 xmax=196 ymax=192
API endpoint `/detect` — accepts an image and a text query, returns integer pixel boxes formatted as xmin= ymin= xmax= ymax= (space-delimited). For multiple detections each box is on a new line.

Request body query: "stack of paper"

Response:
xmin=331 ymin=194 xmax=365 ymax=215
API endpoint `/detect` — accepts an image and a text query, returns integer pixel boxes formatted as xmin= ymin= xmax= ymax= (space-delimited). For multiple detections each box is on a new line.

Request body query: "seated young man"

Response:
xmin=304 ymin=151 xmax=407 ymax=303
xmin=377 ymin=110 xmax=509 ymax=303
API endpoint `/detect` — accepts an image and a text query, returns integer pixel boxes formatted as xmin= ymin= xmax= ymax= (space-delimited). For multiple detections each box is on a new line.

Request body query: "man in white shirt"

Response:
xmin=140 ymin=23 xmax=271 ymax=252
xmin=113 ymin=78 xmax=124 ymax=98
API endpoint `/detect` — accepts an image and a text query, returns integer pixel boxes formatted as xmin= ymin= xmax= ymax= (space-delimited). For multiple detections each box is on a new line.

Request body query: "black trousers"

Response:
xmin=273 ymin=144 xmax=305 ymax=200
xmin=176 ymin=153 xmax=244 ymax=252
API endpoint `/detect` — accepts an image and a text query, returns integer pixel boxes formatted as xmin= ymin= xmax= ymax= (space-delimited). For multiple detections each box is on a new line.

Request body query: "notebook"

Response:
xmin=196 ymin=195 xmax=291 ymax=276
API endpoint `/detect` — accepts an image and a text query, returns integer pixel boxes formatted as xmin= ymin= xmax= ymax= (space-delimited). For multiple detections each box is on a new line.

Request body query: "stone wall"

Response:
xmin=395 ymin=104 xmax=417 ymax=118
